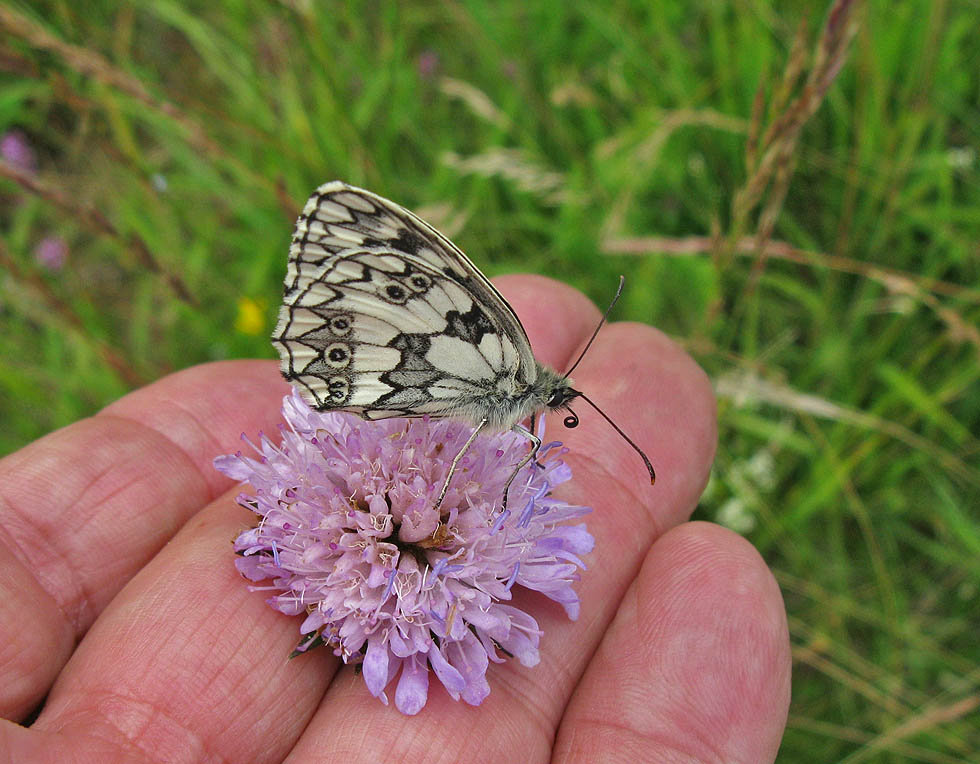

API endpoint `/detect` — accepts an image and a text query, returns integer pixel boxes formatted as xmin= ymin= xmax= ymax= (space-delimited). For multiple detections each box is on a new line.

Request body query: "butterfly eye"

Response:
xmin=547 ymin=387 xmax=575 ymax=408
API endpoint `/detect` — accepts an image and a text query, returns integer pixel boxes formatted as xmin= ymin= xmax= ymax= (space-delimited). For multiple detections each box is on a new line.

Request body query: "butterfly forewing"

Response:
xmin=287 ymin=182 xmax=531 ymax=357
xmin=273 ymin=183 xmax=537 ymax=424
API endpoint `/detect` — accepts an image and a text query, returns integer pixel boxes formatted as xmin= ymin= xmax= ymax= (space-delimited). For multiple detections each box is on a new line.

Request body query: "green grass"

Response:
xmin=2 ymin=0 xmax=978 ymax=760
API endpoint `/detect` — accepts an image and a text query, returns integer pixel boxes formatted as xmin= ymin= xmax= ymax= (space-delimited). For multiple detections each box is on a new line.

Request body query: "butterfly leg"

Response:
xmin=501 ymin=423 xmax=542 ymax=511
xmin=527 ymin=412 xmax=547 ymax=470
xmin=433 ymin=418 xmax=488 ymax=512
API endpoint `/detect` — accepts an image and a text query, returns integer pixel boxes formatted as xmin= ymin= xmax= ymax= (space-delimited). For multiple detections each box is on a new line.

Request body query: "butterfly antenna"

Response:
xmin=563 ymin=275 xmax=625 ymax=378
xmin=575 ymin=393 xmax=656 ymax=485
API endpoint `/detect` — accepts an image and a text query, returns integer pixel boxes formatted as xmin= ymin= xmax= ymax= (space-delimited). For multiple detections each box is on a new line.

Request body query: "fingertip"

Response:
xmin=0 ymin=548 xmax=73 ymax=719
xmin=638 ymin=521 xmax=791 ymax=762
xmin=558 ymin=521 xmax=790 ymax=764
xmin=644 ymin=521 xmax=788 ymax=643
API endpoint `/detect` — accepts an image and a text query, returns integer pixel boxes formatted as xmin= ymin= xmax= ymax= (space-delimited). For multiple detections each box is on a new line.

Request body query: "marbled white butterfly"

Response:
xmin=273 ymin=182 xmax=655 ymax=509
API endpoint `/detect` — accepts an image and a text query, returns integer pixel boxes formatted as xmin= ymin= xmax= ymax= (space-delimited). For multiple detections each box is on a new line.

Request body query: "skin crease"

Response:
xmin=0 ymin=275 xmax=790 ymax=763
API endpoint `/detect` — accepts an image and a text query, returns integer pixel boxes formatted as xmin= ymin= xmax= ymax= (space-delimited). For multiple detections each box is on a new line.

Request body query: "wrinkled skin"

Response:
xmin=0 ymin=276 xmax=790 ymax=763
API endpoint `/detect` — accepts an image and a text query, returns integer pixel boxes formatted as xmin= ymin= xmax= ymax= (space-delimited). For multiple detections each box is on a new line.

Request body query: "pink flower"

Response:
xmin=416 ymin=50 xmax=440 ymax=79
xmin=34 ymin=236 xmax=68 ymax=271
xmin=1 ymin=129 xmax=37 ymax=175
xmin=215 ymin=391 xmax=593 ymax=715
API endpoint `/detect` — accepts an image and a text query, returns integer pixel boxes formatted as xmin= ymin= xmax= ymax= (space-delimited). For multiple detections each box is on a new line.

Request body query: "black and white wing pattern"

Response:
xmin=272 ymin=182 xmax=539 ymax=425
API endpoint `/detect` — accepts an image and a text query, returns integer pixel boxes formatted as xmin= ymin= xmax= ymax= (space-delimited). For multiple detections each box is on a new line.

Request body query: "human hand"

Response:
xmin=0 ymin=275 xmax=790 ymax=763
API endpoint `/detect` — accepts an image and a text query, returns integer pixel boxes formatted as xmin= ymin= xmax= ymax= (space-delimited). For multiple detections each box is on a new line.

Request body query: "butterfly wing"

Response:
xmin=283 ymin=181 xmax=535 ymax=374
xmin=273 ymin=183 xmax=537 ymax=424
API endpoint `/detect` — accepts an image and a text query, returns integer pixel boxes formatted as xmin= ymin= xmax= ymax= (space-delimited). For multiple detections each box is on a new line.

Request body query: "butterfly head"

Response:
xmin=535 ymin=366 xmax=656 ymax=486
xmin=545 ymin=381 xmax=584 ymax=428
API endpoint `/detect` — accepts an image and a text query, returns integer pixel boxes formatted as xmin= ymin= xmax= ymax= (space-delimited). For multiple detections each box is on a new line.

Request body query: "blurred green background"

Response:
xmin=1 ymin=0 xmax=978 ymax=759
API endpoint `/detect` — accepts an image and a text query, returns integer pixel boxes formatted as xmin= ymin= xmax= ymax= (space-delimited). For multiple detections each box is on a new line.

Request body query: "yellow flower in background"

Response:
xmin=235 ymin=296 xmax=267 ymax=335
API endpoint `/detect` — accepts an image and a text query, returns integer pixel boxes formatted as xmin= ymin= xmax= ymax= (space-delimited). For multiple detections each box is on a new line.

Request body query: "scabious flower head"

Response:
xmin=214 ymin=391 xmax=594 ymax=715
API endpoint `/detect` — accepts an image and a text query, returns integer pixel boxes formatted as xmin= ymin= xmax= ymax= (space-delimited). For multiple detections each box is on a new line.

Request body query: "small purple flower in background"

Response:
xmin=416 ymin=49 xmax=440 ymax=80
xmin=501 ymin=59 xmax=519 ymax=80
xmin=215 ymin=391 xmax=594 ymax=715
xmin=34 ymin=236 xmax=68 ymax=271
xmin=1 ymin=129 xmax=37 ymax=175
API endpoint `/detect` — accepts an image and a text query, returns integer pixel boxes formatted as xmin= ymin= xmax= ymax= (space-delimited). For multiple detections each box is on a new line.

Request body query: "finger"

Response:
xmin=0 ymin=359 xmax=288 ymax=719
xmin=26 ymin=491 xmax=334 ymax=764
xmin=491 ymin=274 xmax=603 ymax=370
xmin=554 ymin=522 xmax=792 ymax=764
xmin=558 ymin=319 xmax=717 ymax=530
xmin=283 ymin=276 xmax=716 ymax=761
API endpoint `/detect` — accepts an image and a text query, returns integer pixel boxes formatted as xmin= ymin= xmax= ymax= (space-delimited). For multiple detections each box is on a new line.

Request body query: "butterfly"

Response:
xmin=272 ymin=181 xmax=654 ymax=509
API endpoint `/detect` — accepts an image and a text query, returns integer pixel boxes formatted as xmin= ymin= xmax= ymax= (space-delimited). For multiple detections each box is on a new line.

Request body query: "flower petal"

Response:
xmin=428 ymin=645 xmax=466 ymax=697
xmin=363 ymin=636 xmax=390 ymax=697
xmin=213 ymin=453 xmax=254 ymax=481
xmin=395 ymin=654 xmax=429 ymax=715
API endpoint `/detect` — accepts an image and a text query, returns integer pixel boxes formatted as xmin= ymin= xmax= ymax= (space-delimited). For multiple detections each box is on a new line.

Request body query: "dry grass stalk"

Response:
xmin=713 ymin=369 xmax=977 ymax=485
xmin=840 ymin=693 xmax=980 ymax=764
xmin=0 ymin=240 xmax=147 ymax=388
xmin=0 ymin=159 xmax=196 ymax=306
xmin=0 ymin=5 xmax=219 ymax=157
xmin=790 ymin=641 xmax=910 ymax=718
xmin=438 ymin=77 xmax=513 ymax=131
xmin=786 ymin=715 xmax=968 ymax=764
xmin=604 ymin=234 xmax=980 ymax=302
xmin=728 ymin=0 xmax=862 ymax=281
xmin=441 ymin=148 xmax=571 ymax=204
xmin=745 ymin=81 xmax=767 ymax=173
xmin=604 ymin=234 xmax=980 ymax=355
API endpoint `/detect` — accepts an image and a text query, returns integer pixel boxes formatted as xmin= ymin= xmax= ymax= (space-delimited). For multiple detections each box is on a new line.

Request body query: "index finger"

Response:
xmin=0 ymin=359 xmax=289 ymax=719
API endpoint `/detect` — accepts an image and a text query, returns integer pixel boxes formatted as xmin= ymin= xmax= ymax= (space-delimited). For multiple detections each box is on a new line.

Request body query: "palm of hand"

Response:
xmin=0 ymin=276 xmax=789 ymax=763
